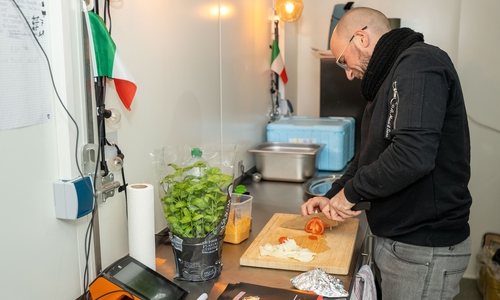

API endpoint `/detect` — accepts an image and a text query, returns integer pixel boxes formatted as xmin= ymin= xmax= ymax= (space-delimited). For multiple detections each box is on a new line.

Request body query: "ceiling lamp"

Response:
xmin=275 ymin=0 xmax=304 ymax=23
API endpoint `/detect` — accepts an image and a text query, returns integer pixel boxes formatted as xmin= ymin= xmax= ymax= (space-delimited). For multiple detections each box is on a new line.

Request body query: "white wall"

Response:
xmin=220 ymin=1 xmax=274 ymax=163
xmin=103 ymin=0 xmax=273 ymax=236
xmin=0 ymin=0 xmax=274 ymax=299
xmin=288 ymin=0 xmax=462 ymax=117
xmin=457 ymin=0 xmax=500 ymax=279
xmin=2 ymin=1 xmax=497 ymax=298
xmin=287 ymin=0 xmax=500 ymax=278
xmin=0 ymin=0 xmax=91 ymax=299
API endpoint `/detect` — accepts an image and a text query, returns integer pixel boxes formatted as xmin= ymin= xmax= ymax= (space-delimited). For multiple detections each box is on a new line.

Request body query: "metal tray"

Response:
xmin=302 ymin=175 xmax=343 ymax=196
xmin=248 ymin=142 xmax=325 ymax=182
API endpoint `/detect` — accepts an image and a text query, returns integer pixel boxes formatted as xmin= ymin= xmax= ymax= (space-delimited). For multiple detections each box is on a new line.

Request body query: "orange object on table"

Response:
xmin=89 ymin=277 xmax=138 ymax=300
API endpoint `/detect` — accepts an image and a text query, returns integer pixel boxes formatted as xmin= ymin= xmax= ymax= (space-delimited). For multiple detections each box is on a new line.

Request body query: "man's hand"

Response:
xmin=300 ymin=196 xmax=330 ymax=216
xmin=328 ymin=189 xmax=362 ymax=221
xmin=301 ymin=189 xmax=362 ymax=222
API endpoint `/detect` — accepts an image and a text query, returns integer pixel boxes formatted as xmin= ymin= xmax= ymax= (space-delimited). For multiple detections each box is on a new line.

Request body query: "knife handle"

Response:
xmin=352 ymin=201 xmax=371 ymax=211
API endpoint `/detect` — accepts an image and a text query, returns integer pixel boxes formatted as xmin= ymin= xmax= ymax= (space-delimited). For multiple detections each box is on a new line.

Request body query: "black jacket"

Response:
xmin=325 ymin=42 xmax=472 ymax=247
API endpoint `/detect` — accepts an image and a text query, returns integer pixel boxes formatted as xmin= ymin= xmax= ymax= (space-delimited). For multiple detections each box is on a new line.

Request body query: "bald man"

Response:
xmin=301 ymin=7 xmax=471 ymax=300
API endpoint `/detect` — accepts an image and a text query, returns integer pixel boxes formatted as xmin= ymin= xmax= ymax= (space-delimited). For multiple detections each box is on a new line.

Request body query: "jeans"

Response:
xmin=374 ymin=236 xmax=471 ymax=300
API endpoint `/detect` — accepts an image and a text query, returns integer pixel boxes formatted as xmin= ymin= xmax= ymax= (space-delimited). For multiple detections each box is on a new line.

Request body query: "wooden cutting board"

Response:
xmin=240 ymin=213 xmax=359 ymax=275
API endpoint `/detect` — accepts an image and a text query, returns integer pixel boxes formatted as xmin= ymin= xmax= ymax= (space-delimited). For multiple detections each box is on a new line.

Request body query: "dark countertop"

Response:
xmin=155 ymin=177 xmax=369 ymax=300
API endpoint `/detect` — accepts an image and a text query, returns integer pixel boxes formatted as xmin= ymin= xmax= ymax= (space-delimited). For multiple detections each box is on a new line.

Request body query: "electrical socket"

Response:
xmin=237 ymin=160 xmax=244 ymax=176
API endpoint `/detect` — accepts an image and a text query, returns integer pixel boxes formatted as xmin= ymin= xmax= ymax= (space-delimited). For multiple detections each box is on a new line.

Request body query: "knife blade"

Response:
xmin=280 ymin=212 xmax=338 ymax=230
xmin=279 ymin=201 xmax=371 ymax=230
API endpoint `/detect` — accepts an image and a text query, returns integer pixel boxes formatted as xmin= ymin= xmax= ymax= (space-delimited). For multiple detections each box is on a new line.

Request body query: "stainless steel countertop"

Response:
xmin=155 ymin=178 xmax=369 ymax=300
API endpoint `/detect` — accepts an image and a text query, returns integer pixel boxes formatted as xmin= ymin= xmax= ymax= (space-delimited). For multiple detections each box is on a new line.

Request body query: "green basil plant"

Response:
xmin=161 ymin=160 xmax=233 ymax=238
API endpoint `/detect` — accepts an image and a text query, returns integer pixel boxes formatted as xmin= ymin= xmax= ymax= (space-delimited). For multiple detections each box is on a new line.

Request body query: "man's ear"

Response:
xmin=356 ymin=30 xmax=370 ymax=49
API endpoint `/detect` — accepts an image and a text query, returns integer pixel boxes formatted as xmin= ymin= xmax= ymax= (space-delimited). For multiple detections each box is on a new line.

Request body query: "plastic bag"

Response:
xmin=477 ymin=245 xmax=500 ymax=300
xmin=150 ymin=143 xmax=237 ymax=281
xmin=152 ymin=144 xmax=237 ymax=191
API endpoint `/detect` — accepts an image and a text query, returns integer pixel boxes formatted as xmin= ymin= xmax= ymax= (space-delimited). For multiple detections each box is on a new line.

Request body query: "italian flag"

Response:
xmin=271 ymin=40 xmax=288 ymax=84
xmin=84 ymin=10 xmax=137 ymax=111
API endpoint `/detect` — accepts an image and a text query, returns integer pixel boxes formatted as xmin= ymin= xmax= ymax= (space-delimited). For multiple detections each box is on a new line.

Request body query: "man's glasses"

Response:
xmin=335 ymin=26 xmax=368 ymax=70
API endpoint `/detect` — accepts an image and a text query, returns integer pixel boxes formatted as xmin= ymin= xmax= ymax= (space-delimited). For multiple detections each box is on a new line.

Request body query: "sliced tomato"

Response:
xmin=304 ymin=217 xmax=325 ymax=235
xmin=278 ymin=236 xmax=288 ymax=244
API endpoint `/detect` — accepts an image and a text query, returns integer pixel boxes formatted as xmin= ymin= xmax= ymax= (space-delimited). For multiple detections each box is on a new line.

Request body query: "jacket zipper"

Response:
xmin=384 ymin=81 xmax=400 ymax=140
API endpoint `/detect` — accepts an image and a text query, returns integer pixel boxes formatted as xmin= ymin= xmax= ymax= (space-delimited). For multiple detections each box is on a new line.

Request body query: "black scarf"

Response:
xmin=361 ymin=28 xmax=424 ymax=101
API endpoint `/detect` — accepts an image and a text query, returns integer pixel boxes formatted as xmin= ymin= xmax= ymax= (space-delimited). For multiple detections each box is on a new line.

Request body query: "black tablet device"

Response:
xmin=102 ymin=255 xmax=188 ymax=300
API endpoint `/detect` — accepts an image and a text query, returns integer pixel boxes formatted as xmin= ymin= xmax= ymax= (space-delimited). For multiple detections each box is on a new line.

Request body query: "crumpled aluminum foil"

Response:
xmin=290 ymin=268 xmax=349 ymax=298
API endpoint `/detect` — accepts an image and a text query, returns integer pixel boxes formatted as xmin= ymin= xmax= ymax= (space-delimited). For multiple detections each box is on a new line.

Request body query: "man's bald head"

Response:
xmin=331 ymin=7 xmax=392 ymax=48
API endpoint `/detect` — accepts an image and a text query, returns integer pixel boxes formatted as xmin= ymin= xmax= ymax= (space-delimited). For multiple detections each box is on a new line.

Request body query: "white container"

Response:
xmin=224 ymin=194 xmax=253 ymax=244
xmin=266 ymin=116 xmax=355 ymax=171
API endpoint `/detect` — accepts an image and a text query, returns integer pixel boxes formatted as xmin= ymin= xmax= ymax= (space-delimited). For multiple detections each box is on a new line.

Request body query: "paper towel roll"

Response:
xmin=126 ymin=183 xmax=156 ymax=271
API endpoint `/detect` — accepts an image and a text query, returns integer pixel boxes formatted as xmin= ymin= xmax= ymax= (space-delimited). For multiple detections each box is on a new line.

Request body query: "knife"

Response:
xmin=280 ymin=212 xmax=338 ymax=230
xmin=280 ymin=201 xmax=371 ymax=230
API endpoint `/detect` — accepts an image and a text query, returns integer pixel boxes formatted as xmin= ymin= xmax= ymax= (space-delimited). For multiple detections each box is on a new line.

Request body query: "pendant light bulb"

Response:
xmin=105 ymin=108 xmax=121 ymax=125
xmin=107 ymin=155 xmax=123 ymax=172
xmin=275 ymin=0 xmax=303 ymax=23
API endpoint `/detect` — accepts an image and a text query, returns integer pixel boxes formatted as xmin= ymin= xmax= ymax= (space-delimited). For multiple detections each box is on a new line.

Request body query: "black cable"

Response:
xmin=103 ymin=0 xmax=107 ymax=24
xmin=102 ymin=0 xmax=112 ymax=34
xmin=83 ymin=211 xmax=93 ymax=294
xmin=11 ymin=0 xmax=96 ymax=195
xmin=104 ymin=138 xmax=129 ymax=216
xmin=238 ymin=163 xmax=253 ymax=183
xmin=10 ymin=5 xmax=100 ymax=296
xmin=106 ymin=0 xmax=112 ymax=35
xmin=269 ymin=92 xmax=276 ymax=123
xmin=112 ymin=143 xmax=128 ymax=196
xmin=82 ymin=140 xmax=102 ymax=299
xmin=95 ymin=76 xmax=110 ymax=178
xmin=83 ymin=133 xmax=102 ymax=297
xmin=119 ymin=160 xmax=129 ymax=217
xmin=13 ymin=2 xmax=126 ymax=297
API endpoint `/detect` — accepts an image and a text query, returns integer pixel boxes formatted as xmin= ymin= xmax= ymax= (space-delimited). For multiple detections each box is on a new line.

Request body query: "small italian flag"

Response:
xmin=84 ymin=10 xmax=137 ymax=111
xmin=271 ymin=40 xmax=288 ymax=84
